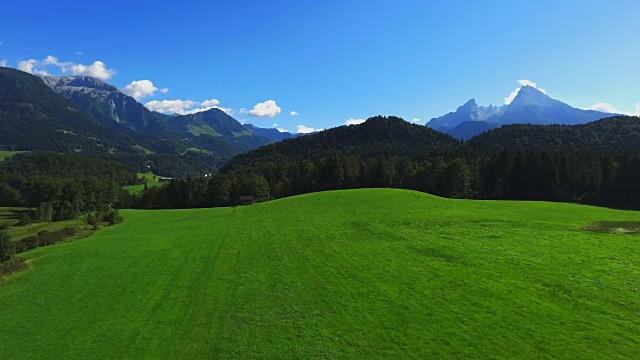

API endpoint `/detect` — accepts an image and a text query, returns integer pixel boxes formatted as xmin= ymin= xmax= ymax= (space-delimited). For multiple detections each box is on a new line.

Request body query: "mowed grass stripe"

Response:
xmin=1 ymin=189 xmax=640 ymax=358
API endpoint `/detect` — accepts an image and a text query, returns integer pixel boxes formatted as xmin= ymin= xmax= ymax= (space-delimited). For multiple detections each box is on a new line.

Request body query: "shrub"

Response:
xmin=0 ymin=231 xmax=14 ymax=262
xmin=0 ymin=257 xmax=29 ymax=279
xmin=17 ymin=213 xmax=31 ymax=226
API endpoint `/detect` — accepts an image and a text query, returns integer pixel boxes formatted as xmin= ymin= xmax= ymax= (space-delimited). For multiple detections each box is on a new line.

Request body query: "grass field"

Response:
xmin=0 ymin=207 xmax=86 ymax=241
xmin=0 ymin=151 xmax=28 ymax=161
xmin=1 ymin=189 xmax=640 ymax=358
xmin=123 ymin=172 xmax=164 ymax=194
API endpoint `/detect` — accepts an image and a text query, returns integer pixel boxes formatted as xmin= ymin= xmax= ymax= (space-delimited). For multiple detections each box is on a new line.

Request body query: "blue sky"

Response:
xmin=1 ymin=0 xmax=639 ymax=133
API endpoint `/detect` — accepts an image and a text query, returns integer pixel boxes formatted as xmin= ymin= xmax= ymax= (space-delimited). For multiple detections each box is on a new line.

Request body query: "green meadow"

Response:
xmin=0 ymin=151 xmax=28 ymax=162
xmin=1 ymin=189 xmax=640 ymax=358
xmin=0 ymin=207 xmax=85 ymax=241
xmin=123 ymin=172 xmax=165 ymax=194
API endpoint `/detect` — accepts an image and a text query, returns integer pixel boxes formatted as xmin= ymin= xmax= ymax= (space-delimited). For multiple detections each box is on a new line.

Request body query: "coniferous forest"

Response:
xmin=2 ymin=116 xmax=640 ymax=215
xmin=133 ymin=115 xmax=640 ymax=210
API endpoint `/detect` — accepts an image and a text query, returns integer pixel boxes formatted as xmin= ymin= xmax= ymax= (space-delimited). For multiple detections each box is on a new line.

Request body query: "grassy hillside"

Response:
xmin=123 ymin=172 xmax=165 ymax=194
xmin=0 ymin=208 xmax=87 ymax=241
xmin=0 ymin=151 xmax=28 ymax=161
xmin=1 ymin=189 xmax=640 ymax=358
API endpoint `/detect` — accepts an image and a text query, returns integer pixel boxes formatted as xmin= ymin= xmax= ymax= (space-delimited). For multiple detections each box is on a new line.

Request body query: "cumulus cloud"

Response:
xmin=145 ymin=99 xmax=232 ymax=115
xmin=345 ymin=118 xmax=366 ymax=126
xmin=272 ymin=124 xmax=289 ymax=132
xmin=290 ymin=111 xmax=299 ymax=116
xmin=0 ymin=59 xmax=7 ymax=67
xmin=14 ymin=55 xmax=116 ymax=80
xmin=182 ymin=106 xmax=233 ymax=115
xmin=74 ymin=51 xmax=83 ymax=56
xmin=122 ymin=80 xmax=167 ymax=100
xmin=412 ymin=118 xmax=421 ymax=123
xmin=69 ymin=61 xmax=115 ymax=79
xmin=584 ymin=102 xmax=640 ymax=116
xmin=248 ymin=100 xmax=281 ymax=117
xmin=296 ymin=125 xmax=323 ymax=134
xmin=504 ymin=79 xmax=547 ymax=105
xmin=18 ymin=59 xmax=50 ymax=75
xmin=200 ymin=98 xmax=220 ymax=107
xmin=145 ymin=99 xmax=197 ymax=114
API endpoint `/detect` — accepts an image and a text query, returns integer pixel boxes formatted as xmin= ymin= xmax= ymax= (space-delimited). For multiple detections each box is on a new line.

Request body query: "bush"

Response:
xmin=86 ymin=213 xmax=99 ymax=230
xmin=13 ymin=228 xmax=79 ymax=255
xmin=17 ymin=213 xmax=31 ymax=226
xmin=0 ymin=257 xmax=29 ymax=279
xmin=0 ymin=231 xmax=14 ymax=262
xmin=97 ymin=208 xmax=123 ymax=226
xmin=0 ymin=223 xmax=9 ymax=231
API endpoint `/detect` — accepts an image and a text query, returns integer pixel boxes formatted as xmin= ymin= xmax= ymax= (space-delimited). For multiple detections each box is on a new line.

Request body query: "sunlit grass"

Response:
xmin=1 ymin=189 xmax=640 ymax=358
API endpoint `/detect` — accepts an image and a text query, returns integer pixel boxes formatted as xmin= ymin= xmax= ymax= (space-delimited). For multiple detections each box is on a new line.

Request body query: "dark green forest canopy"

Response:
xmin=223 ymin=116 xmax=461 ymax=171
xmin=0 ymin=152 xmax=135 ymax=182
xmin=143 ymin=115 xmax=639 ymax=211
xmin=467 ymin=115 xmax=640 ymax=150
xmin=0 ymin=152 xmax=135 ymax=219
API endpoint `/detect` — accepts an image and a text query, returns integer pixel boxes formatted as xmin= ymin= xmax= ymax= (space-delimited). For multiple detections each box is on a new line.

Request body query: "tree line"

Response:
xmin=130 ymin=149 xmax=640 ymax=210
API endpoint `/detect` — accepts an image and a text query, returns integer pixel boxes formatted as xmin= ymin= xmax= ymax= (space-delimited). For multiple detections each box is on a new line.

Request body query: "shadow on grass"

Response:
xmin=583 ymin=221 xmax=640 ymax=234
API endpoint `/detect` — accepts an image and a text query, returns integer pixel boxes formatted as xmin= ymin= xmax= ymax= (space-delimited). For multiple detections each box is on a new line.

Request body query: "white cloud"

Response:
xmin=272 ymin=124 xmax=289 ymax=132
xmin=69 ymin=61 xmax=115 ymax=80
xmin=240 ymin=108 xmax=248 ymax=114
xmin=182 ymin=106 xmax=233 ymax=115
xmin=145 ymin=99 xmax=232 ymax=115
xmin=290 ymin=111 xmax=299 ymax=116
xmin=345 ymin=118 xmax=366 ymax=126
xmin=122 ymin=80 xmax=166 ymax=100
xmin=160 ymin=88 xmax=169 ymax=94
xmin=248 ymin=100 xmax=281 ymax=117
xmin=412 ymin=118 xmax=421 ymax=123
xmin=18 ymin=59 xmax=49 ymax=75
xmin=504 ymin=79 xmax=547 ymax=105
xmin=15 ymin=56 xmax=116 ymax=80
xmin=585 ymin=102 xmax=621 ymax=114
xmin=74 ymin=51 xmax=83 ymax=56
xmin=200 ymin=98 xmax=221 ymax=107
xmin=584 ymin=102 xmax=640 ymax=116
xmin=145 ymin=99 xmax=197 ymax=114
xmin=296 ymin=125 xmax=323 ymax=134
xmin=42 ymin=55 xmax=60 ymax=66
xmin=18 ymin=59 xmax=37 ymax=73
xmin=0 ymin=59 xmax=7 ymax=67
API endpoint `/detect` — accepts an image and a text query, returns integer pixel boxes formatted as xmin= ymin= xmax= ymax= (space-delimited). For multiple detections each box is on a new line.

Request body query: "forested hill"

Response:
xmin=0 ymin=67 xmax=134 ymax=152
xmin=467 ymin=115 xmax=640 ymax=150
xmin=223 ymin=116 xmax=460 ymax=171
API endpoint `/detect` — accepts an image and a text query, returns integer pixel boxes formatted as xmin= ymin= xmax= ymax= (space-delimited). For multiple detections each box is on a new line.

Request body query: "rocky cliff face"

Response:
xmin=42 ymin=75 xmax=169 ymax=131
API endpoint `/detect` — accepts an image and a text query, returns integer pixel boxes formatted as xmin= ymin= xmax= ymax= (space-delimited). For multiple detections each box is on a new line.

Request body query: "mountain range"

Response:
xmin=0 ymin=67 xmax=294 ymax=173
xmin=0 ymin=66 xmax=634 ymax=177
xmin=427 ymin=85 xmax=614 ymax=139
